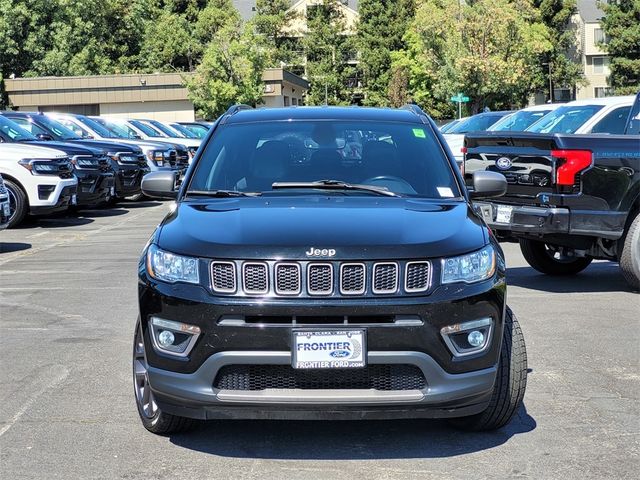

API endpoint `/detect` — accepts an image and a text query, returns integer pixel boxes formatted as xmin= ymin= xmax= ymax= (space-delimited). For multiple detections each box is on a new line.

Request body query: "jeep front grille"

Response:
xmin=210 ymin=259 xmax=432 ymax=298
xmin=213 ymin=364 xmax=427 ymax=391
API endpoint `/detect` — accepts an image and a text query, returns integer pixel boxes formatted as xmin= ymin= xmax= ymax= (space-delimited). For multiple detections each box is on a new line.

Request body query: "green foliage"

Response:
xmin=600 ymin=0 xmax=640 ymax=94
xmin=251 ymin=0 xmax=300 ymax=67
xmin=303 ymin=0 xmax=357 ymax=105
xmin=393 ymin=0 xmax=553 ymax=117
xmin=186 ymin=21 xmax=266 ymax=119
xmin=357 ymin=0 xmax=415 ymax=106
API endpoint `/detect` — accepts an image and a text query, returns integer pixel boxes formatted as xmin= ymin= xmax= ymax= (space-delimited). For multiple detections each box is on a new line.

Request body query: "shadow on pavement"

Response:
xmin=170 ymin=404 xmax=536 ymax=459
xmin=507 ymin=262 xmax=633 ymax=293
xmin=31 ymin=216 xmax=96 ymax=228
xmin=121 ymin=201 xmax=163 ymax=209
xmin=0 ymin=242 xmax=32 ymax=254
xmin=75 ymin=207 xmax=129 ymax=218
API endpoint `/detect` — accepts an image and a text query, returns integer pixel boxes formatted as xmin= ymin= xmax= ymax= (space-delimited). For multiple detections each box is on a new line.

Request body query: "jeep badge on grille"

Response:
xmin=305 ymin=247 xmax=336 ymax=257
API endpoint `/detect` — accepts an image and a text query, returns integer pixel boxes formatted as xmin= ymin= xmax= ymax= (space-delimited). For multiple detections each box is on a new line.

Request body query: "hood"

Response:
xmin=157 ymin=197 xmax=486 ymax=260
xmin=72 ymin=139 xmax=141 ymax=154
xmin=154 ymin=137 xmax=201 ymax=148
xmin=0 ymin=143 xmax=68 ymax=160
xmin=27 ymin=140 xmax=102 ymax=156
xmin=102 ymin=138 xmax=184 ymax=151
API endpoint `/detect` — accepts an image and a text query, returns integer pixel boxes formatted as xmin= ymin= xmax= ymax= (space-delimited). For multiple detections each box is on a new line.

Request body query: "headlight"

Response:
xmin=146 ymin=244 xmax=199 ymax=284
xmin=441 ymin=245 xmax=496 ymax=284
xmin=18 ymin=159 xmax=67 ymax=175
xmin=146 ymin=150 xmax=167 ymax=166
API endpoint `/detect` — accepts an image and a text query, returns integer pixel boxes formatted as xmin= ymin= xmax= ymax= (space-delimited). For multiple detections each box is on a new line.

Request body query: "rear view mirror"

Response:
xmin=469 ymin=171 xmax=507 ymax=198
xmin=141 ymin=171 xmax=178 ymax=199
xmin=36 ymin=133 xmax=54 ymax=141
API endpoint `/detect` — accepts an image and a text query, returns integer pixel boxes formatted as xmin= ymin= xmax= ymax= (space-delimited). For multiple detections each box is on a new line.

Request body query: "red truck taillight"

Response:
xmin=551 ymin=149 xmax=593 ymax=186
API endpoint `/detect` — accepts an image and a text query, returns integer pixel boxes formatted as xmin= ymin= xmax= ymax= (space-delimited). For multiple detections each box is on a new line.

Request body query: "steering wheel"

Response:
xmin=361 ymin=176 xmax=417 ymax=195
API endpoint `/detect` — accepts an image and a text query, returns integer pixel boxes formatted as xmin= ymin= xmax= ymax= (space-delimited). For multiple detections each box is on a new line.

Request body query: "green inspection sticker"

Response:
xmin=412 ymin=128 xmax=426 ymax=138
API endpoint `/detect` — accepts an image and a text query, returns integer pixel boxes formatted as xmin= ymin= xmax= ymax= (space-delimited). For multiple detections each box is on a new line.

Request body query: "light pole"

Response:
xmin=542 ymin=62 xmax=553 ymax=103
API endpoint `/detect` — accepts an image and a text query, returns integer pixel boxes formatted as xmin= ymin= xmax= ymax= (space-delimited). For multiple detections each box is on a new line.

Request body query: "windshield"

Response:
xmin=439 ymin=120 xmax=460 ymax=133
xmin=181 ymin=123 xmax=209 ymax=138
xmin=488 ymin=109 xmax=554 ymax=131
xmin=0 ymin=115 xmax=36 ymax=141
xmin=447 ymin=114 xmax=506 ymax=134
xmin=147 ymin=120 xmax=181 ymax=137
xmin=131 ymin=120 xmax=165 ymax=137
xmin=169 ymin=122 xmax=199 ymax=139
xmin=93 ymin=118 xmax=139 ymax=139
xmin=526 ymin=105 xmax=604 ymax=133
xmin=188 ymin=120 xmax=461 ymax=199
xmin=76 ymin=116 xmax=118 ymax=138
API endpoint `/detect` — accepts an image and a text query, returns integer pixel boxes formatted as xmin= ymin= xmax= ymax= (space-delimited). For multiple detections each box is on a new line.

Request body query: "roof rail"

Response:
xmin=220 ymin=104 xmax=253 ymax=124
xmin=400 ymin=103 xmax=429 ymax=124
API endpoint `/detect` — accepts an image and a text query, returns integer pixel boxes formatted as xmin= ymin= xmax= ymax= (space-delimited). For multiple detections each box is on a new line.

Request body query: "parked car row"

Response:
xmin=0 ymin=112 xmax=210 ymax=228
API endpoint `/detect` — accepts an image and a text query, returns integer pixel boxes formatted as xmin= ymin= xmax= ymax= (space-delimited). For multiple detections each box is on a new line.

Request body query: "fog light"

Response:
xmin=158 ymin=330 xmax=175 ymax=347
xmin=467 ymin=330 xmax=484 ymax=347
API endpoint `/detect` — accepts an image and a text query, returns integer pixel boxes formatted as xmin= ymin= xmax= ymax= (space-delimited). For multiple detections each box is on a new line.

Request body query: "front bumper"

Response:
xmin=113 ymin=164 xmax=148 ymax=198
xmin=474 ymin=200 xmax=627 ymax=240
xmin=139 ymin=270 xmax=505 ymax=420
xmin=75 ymin=171 xmax=115 ymax=206
xmin=29 ymin=179 xmax=78 ymax=215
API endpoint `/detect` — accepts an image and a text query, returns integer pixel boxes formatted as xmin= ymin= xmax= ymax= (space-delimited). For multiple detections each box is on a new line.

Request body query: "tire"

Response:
xmin=4 ymin=179 xmax=28 ymax=228
xmin=132 ymin=322 xmax=196 ymax=435
xmin=126 ymin=193 xmax=145 ymax=202
xmin=450 ymin=306 xmax=527 ymax=431
xmin=619 ymin=212 xmax=640 ymax=290
xmin=519 ymin=238 xmax=592 ymax=275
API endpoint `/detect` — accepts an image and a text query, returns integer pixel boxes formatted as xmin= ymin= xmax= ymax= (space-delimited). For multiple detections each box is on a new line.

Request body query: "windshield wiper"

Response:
xmin=272 ymin=180 xmax=400 ymax=197
xmin=185 ymin=190 xmax=262 ymax=198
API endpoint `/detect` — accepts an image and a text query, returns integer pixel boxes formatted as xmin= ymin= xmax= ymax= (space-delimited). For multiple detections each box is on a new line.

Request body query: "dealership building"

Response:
xmin=4 ymin=68 xmax=309 ymax=121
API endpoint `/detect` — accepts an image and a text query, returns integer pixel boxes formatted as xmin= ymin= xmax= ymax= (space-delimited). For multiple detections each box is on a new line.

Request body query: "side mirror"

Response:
xmin=469 ymin=171 xmax=507 ymax=198
xmin=141 ymin=171 xmax=178 ymax=199
xmin=37 ymin=133 xmax=54 ymax=141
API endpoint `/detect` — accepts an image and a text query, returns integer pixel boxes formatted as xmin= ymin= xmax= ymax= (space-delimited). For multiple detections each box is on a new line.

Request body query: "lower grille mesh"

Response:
xmin=214 ymin=364 xmax=426 ymax=391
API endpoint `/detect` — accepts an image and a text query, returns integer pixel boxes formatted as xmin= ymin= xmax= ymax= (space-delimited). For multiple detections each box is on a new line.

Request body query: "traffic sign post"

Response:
xmin=450 ymin=93 xmax=470 ymax=119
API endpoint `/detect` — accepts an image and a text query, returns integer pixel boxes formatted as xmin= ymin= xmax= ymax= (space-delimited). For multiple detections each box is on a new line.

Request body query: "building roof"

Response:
xmin=233 ymin=0 xmax=359 ymax=21
xmin=224 ymin=106 xmax=423 ymax=124
xmin=577 ymin=0 xmax=604 ymax=23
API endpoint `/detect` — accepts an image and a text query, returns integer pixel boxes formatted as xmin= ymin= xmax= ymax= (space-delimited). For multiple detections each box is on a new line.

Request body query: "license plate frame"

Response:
xmin=292 ymin=330 xmax=366 ymax=369
xmin=495 ymin=205 xmax=513 ymax=224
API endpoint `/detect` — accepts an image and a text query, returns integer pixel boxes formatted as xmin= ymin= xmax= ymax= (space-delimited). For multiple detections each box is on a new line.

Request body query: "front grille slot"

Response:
xmin=239 ymin=315 xmax=396 ymax=325
xmin=340 ymin=263 xmax=365 ymax=295
xmin=275 ymin=263 xmax=301 ymax=295
xmin=214 ymin=364 xmax=426 ymax=391
xmin=307 ymin=263 xmax=333 ymax=295
xmin=405 ymin=262 xmax=431 ymax=292
xmin=243 ymin=263 xmax=268 ymax=294
xmin=211 ymin=262 xmax=236 ymax=293
xmin=373 ymin=262 xmax=398 ymax=294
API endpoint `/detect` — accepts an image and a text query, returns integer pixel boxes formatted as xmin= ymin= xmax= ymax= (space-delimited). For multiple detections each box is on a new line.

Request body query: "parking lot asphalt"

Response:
xmin=0 ymin=201 xmax=638 ymax=480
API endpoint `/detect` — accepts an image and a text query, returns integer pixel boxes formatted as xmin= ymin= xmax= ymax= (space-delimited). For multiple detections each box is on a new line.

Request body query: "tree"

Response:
xmin=251 ymin=0 xmax=300 ymax=67
xmin=186 ymin=21 xmax=266 ymax=119
xmin=600 ymin=0 xmax=640 ymax=94
xmin=303 ymin=0 xmax=357 ymax=105
xmin=356 ymin=0 xmax=415 ymax=106
xmin=393 ymin=0 xmax=553 ymax=118
xmin=534 ymin=0 xmax=585 ymax=101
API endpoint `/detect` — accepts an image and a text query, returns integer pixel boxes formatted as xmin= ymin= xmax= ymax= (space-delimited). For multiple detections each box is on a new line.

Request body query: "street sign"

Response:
xmin=450 ymin=93 xmax=470 ymax=103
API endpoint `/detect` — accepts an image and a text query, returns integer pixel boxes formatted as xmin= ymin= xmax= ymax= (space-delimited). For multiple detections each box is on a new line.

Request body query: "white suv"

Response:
xmin=0 ymin=143 xmax=78 ymax=228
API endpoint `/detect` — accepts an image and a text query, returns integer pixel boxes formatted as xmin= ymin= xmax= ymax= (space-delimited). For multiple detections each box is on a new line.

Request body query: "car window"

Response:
xmin=0 ymin=116 xmax=36 ymax=141
xmin=182 ymin=124 xmax=209 ymax=138
xmin=489 ymin=110 xmax=552 ymax=132
xmin=77 ymin=116 xmax=119 ymax=138
xmin=527 ymin=105 xmax=604 ymax=133
xmin=9 ymin=117 xmax=49 ymax=137
xmin=188 ymin=120 xmax=460 ymax=199
xmin=626 ymin=96 xmax=640 ymax=135
xmin=170 ymin=123 xmax=200 ymax=139
xmin=589 ymin=106 xmax=632 ymax=134
xmin=447 ymin=114 xmax=505 ymax=134
xmin=130 ymin=120 xmax=164 ymax=137
xmin=55 ymin=118 xmax=92 ymax=138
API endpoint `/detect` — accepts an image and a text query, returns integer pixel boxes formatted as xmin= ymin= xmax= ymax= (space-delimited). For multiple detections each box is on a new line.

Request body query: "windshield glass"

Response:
xmin=0 ymin=115 xmax=36 ymax=141
xmin=77 ymin=116 xmax=118 ymax=138
xmin=188 ymin=120 xmax=460 ymax=199
xmin=169 ymin=122 xmax=199 ymax=139
xmin=489 ymin=109 xmax=554 ymax=131
xmin=131 ymin=120 xmax=165 ymax=137
xmin=181 ymin=123 xmax=209 ymax=138
xmin=148 ymin=120 xmax=182 ymax=137
xmin=447 ymin=114 xmax=506 ymax=134
xmin=93 ymin=118 xmax=139 ymax=139
xmin=32 ymin=115 xmax=81 ymax=140
xmin=526 ymin=105 xmax=604 ymax=133
xmin=439 ymin=120 xmax=460 ymax=133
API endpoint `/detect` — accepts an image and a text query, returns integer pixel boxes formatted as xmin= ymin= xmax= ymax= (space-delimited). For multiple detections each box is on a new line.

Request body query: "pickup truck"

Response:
xmin=463 ymin=92 xmax=640 ymax=289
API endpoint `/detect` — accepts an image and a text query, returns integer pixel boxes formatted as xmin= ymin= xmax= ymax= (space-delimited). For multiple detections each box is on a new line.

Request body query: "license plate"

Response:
xmin=71 ymin=194 xmax=77 ymax=205
xmin=292 ymin=330 xmax=366 ymax=369
xmin=495 ymin=205 xmax=513 ymax=224
xmin=2 ymin=203 xmax=9 ymax=216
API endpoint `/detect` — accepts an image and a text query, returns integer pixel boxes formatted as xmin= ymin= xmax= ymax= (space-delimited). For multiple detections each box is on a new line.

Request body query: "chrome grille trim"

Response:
xmin=372 ymin=262 xmax=399 ymax=294
xmin=307 ymin=263 xmax=333 ymax=295
xmin=242 ymin=262 xmax=269 ymax=294
xmin=210 ymin=261 xmax=236 ymax=293
xmin=340 ymin=263 xmax=366 ymax=295
xmin=275 ymin=263 xmax=301 ymax=295
xmin=404 ymin=261 xmax=432 ymax=293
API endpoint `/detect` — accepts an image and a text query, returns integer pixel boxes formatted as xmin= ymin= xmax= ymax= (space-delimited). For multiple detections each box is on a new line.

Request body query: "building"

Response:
xmin=4 ymin=69 xmax=309 ymax=119
xmin=574 ymin=0 xmax=611 ymax=99
xmin=233 ymin=0 xmax=359 ymax=21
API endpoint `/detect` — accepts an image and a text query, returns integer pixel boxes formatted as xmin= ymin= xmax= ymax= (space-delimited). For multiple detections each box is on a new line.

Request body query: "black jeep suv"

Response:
xmin=135 ymin=105 xmax=527 ymax=434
